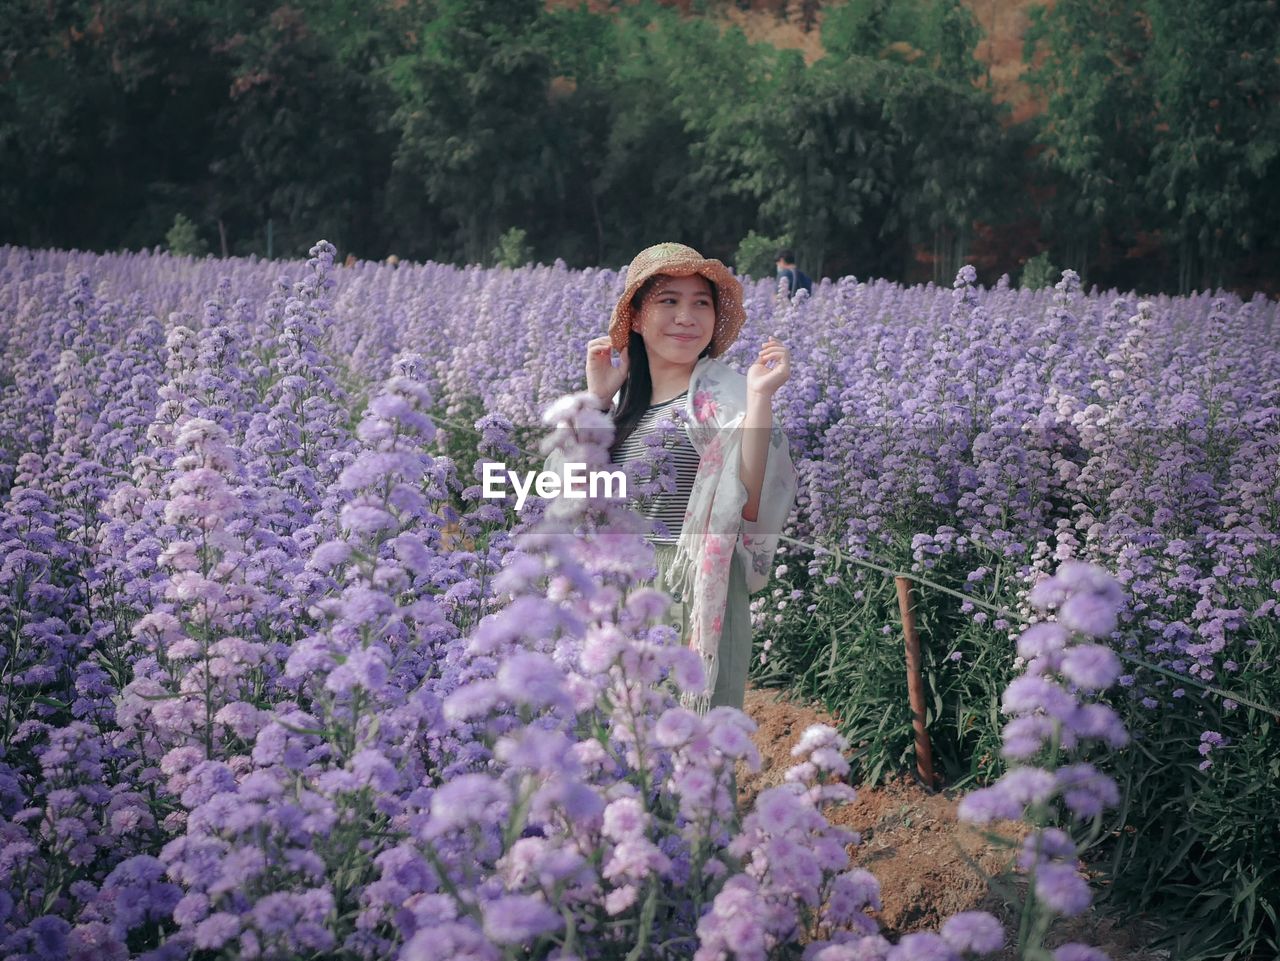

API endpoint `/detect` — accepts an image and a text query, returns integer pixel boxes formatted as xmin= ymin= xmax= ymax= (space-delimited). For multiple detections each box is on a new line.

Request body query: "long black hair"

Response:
xmin=609 ymin=274 xmax=717 ymax=454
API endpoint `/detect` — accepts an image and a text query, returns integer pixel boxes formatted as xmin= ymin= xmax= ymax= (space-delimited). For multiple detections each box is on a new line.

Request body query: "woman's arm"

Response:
xmin=739 ymin=391 xmax=773 ymax=522
xmin=586 ymin=336 xmax=629 ymax=407
xmin=741 ymin=337 xmax=791 ymax=522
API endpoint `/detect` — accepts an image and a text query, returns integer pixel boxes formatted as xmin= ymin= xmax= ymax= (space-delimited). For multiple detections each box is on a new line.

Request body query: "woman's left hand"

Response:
xmin=746 ymin=336 xmax=791 ymax=398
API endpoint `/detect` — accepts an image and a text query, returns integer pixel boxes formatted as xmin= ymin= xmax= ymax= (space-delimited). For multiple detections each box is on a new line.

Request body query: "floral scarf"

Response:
xmin=663 ymin=357 xmax=797 ymax=713
xmin=542 ymin=358 xmax=797 ymax=712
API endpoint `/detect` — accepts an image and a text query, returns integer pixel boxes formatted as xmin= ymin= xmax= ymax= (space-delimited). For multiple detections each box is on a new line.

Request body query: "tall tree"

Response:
xmin=538 ymin=1 xmax=772 ymax=266
xmin=1142 ymin=0 xmax=1280 ymax=291
xmin=536 ymin=3 xmax=619 ymax=265
xmin=1025 ymin=0 xmax=1280 ymax=292
xmin=0 ymin=0 xmax=407 ymax=258
xmin=816 ymin=0 xmax=997 ymax=279
xmin=688 ymin=49 xmax=896 ymax=277
xmin=623 ymin=5 xmax=775 ymax=261
xmin=387 ymin=0 xmax=552 ymax=264
xmin=822 ymin=0 xmax=984 ymax=84
xmin=0 ymin=0 xmax=227 ymax=250
xmin=207 ymin=0 xmax=403 ymax=259
xmin=1023 ymin=0 xmax=1159 ymax=286
xmin=878 ymin=63 xmax=1009 ymax=282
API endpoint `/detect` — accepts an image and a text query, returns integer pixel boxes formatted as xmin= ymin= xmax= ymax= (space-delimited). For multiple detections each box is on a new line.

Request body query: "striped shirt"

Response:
xmin=612 ymin=391 xmax=700 ymax=544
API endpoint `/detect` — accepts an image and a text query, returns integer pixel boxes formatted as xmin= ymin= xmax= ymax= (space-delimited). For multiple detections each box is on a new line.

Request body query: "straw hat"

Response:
xmin=609 ymin=242 xmax=746 ymax=358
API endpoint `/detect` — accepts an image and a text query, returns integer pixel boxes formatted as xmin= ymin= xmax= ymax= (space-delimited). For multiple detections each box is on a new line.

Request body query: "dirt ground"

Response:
xmin=739 ymin=688 xmax=1168 ymax=960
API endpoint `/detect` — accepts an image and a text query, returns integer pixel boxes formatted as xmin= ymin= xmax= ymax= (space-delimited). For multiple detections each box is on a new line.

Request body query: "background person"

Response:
xmin=775 ymin=248 xmax=812 ymax=299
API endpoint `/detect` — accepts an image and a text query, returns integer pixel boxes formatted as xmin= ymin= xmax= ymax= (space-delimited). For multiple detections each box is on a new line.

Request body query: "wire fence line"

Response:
xmin=775 ymin=533 xmax=1280 ymax=721
xmin=428 ymin=411 xmax=1279 ymax=720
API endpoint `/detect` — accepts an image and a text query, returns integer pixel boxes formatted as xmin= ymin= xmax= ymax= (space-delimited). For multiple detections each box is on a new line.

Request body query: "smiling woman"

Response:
xmin=582 ymin=242 xmax=798 ymax=712
xmin=633 ymin=273 xmax=717 ymax=378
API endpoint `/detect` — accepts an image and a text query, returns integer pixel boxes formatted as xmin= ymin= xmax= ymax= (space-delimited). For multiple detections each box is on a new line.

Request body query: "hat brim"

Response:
xmin=608 ymin=253 xmax=745 ymax=358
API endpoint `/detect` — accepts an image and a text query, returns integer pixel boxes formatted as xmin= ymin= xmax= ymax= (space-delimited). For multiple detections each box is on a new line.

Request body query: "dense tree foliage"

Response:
xmin=1024 ymin=0 xmax=1280 ymax=293
xmin=2 ymin=0 xmax=1276 ymax=293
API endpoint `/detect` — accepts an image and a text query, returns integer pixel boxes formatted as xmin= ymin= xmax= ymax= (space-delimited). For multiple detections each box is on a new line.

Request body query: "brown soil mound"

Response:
xmin=740 ymin=688 xmax=1167 ymax=960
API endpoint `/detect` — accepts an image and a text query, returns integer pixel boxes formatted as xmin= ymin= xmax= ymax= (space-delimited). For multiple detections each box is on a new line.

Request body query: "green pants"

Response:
xmin=652 ymin=541 xmax=752 ymax=711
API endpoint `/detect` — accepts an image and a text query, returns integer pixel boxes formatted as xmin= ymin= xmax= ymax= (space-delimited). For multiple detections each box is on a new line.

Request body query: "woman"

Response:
xmin=584 ymin=242 xmax=797 ymax=712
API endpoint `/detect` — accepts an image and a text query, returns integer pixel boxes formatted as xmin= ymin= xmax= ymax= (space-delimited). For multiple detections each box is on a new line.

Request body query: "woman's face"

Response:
xmin=632 ymin=274 xmax=716 ymax=369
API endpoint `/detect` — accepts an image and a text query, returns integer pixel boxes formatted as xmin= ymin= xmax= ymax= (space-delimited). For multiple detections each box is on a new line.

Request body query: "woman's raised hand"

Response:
xmin=746 ymin=336 xmax=791 ymax=398
xmin=586 ymin=336 xmax=629 ymax=406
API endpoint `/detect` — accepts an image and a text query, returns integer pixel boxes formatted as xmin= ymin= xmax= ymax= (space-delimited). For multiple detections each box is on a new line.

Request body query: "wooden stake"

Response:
xmin=895 ymin=575 xmax=936 ymax=788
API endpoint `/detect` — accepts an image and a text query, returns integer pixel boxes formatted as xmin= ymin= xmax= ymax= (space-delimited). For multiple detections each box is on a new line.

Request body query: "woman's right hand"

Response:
xmin=586 ymin=336 xmax=628 ymax=406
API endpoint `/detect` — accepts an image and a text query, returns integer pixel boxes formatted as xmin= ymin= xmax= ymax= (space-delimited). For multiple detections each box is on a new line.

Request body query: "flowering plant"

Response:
xmin=1 ymin=243 xmax=1276 ymax=960
xmin=959 ymin=562 xmax=1128 ymax=961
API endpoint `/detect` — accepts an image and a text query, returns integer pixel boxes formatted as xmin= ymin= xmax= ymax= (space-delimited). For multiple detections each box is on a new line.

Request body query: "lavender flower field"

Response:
xmin=0 ymin=241 xmax=1277 ymax=960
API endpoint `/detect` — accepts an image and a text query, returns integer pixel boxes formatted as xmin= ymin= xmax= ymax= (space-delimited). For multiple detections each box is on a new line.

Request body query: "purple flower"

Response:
xmin=67 ymin=921 xmax=128 ymax=961
xmin=496 ymin=652 xmax=570 ymax=710
xmin=494 ymin=727 xmax=576 ymax=774
xmin=793 ymin=724 xmax=845 ymax=756
xmin=423 ymin=774 xmax=508 ymax=837
xmin=812 ymin=936 xmax=893 ymax=961
xmin=824 ymin=869 xmax=882 ymax=922
xmin=173 ymin=893 xmax=210 ymax=926
xmin=603 ymin=837 xmax=670 ymax=883
xmin=1017 ymin=827 xmax=1076 ymax=870
xmin=1055 ymin=764 xmax=1119 ymax=819
xmin=602 ymin=797 xmax=649 ymax=841
xmin=192 ymin=913 xmax=240 ymax=950
xmin=996 ymin=766 xmax=1057 ymax=806
xmin=655 ymin=707 xmax=702 ymax=746
xmin=694 ymin=876 xmax=769 ymax=961
xmin=604 ymin=884 xmax=639 ymax=915
xmin=957 ymin=785 xmax=1023 ymax=824
xmin=1016 ymin=622 xmax=1070 ymax=660
xmin=1059 ymin=644 xmax=1120 ymax=691
xmin=708 ymin=718 xmax=756 ymax=759
xmin=1000 ymin=715 xmax=1059 ymax=760
xmin=310 ymin=539 xmax=351 ymax=571
xmin=1058 ymin=592 xmax=1118 ymax=638
xmin=1067 ymin=703 xmax=1127 ymax=748
xmin=340 ymin=503 xmax=396 ymax=535
xmin=402 ymin=921 xmax=500 ymax=961
xmin=886 ymin=931 xmax=961 ymax=961
xmin=1001 ymin=676 xmax=1075 ymax=720
xmin=27 ymin=916 xmax=71 ymax=959
xmin=625 ymin=587 xmax=671 ymax=623
xmin=669 ymin=647 xmax=706 ymax=694
xmin=1052 ymin=944 xmax=1111 ymax=961
xmin=1029 ymin=563 xmax=1124 ymax=639
xmin=351 ymin=748 xmax=401 ymax=792
xmin=939 ymin=911 xmax=1004 ymax=954
xmin=752 ymin=786 xmax=809 ymax=835
xmin=443 ymin=680 xmax=502 ymax=721
xmin=481 ymin=894 xmax=561 ymax=944
xmin=1034 ymin=862 xmax=1092 ymax=916
xmin=325 ymin=646 xmax=389 ymax=696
